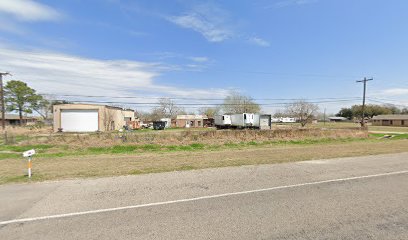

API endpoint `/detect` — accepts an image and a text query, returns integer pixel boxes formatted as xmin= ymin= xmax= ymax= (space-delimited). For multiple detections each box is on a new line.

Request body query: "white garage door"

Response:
xmin=61 ymin=109 xmax=99 ymax=132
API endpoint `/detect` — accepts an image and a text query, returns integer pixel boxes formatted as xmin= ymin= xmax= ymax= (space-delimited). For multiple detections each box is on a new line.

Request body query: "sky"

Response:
xmin=0 ymin=0 xmax=408 ymax=114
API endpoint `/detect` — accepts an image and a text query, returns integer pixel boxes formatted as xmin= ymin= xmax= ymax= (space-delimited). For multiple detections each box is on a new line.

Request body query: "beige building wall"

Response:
xmin=372 ymin=119 xmax=408 ymax=127
xmin=53 ymin=104 xmax=134 ymax=132
xmin=176 ymin=119 xmax=204 ymax=128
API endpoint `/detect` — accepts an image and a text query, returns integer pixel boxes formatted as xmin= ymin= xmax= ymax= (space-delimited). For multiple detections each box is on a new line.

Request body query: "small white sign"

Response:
xmin=23 ymin=149 xmax=36 ymax=158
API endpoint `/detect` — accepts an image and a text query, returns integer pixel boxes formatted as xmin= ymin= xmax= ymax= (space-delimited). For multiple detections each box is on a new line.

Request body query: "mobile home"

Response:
xmin=214 ymin=115 xmax=232 ymax=128
xmin=230 ymin=113 xmax=255 ymax=128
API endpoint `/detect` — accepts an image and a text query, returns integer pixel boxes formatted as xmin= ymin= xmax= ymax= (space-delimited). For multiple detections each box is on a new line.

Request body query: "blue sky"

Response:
xmin=0 ymin=0 xmax=408 ymax=113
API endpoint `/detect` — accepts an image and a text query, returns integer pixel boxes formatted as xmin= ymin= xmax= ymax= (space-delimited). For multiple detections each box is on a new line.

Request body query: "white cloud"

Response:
xmin=274 ymin=0 xmax=318 ymax=8
xmin=0 ymin=0 xmax=61 ymax=21
xmin=167 ymin=4 xmax=233 ymax=42
xmin=0 ymin=47 xmax=228 ymax=103
xmin=189 ymin=57 xmax=209 ymax=63
xmin=379 ymin=88 xmax=408 ymax=96
xmin=248 ymin=37 xmax=270 ymax=47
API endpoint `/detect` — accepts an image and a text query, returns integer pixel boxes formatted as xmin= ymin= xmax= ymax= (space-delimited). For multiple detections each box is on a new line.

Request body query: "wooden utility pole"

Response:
xmin=356 ymin=77 xmax=373 ymax=127
xmin=0 ymin=72 xmax=11 ymax=130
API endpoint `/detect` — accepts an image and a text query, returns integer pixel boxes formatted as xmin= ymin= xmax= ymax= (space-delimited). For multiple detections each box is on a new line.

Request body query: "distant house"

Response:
xmin=0 ymin=114 xmax=37 ymax=126
xmin=271 ymin=117 xmax=297 ymax=123
xmin=328 ymin=117 xmax=348 ymax=122
xmin=372 ymin=115 xmax=408 ymax=127
xmin=176 ymin=115 xmax=208 ymax=128
xmin=53 ymin=104 xmax=135 ymax=132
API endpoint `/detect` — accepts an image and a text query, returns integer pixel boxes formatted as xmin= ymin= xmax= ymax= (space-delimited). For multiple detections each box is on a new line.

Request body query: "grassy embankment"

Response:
xmin=0 ymin=126 xmax=407 ymax=185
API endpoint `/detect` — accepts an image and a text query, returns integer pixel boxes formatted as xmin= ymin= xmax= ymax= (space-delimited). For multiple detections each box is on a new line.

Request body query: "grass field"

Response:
xmin=0 ymin=126 xmax=407 ymax=185
xmin=0 ymin=128 xmax=368 ymax=159
xmin=0 ymin=134 xmax=407 ymax=185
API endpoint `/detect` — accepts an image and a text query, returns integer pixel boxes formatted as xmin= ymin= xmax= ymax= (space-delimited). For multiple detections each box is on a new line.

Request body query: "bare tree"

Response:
xmin=285 ymin=101 xmax=319 ymax=127
xmin=33 ymin=98 xmax=71 ymax=122
xmin=153 ymin=98 xmax=182 ymax=119
xmin=222 ymin=91 xmax=260 ymax=114
xmin=273 ymin=110 xmax=286 ymax=118
xmin=198 ymin=107 xmax=220 ymax=118
xmin=104 ymin=108 xmax=115 ymax=131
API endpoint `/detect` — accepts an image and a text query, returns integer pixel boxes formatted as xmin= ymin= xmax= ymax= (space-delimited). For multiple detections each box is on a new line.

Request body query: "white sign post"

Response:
xmin=23 ymin=149 xmax=36 ymax=178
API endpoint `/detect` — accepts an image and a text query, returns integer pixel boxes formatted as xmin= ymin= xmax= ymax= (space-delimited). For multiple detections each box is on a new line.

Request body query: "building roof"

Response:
xmin=329 ymin=117 xmax=348 ymax=120
xmin=372 ymin=115 xmax=408 ymax=120
xmin=55 ymin=103 xmax=134 ymax=112
xmin=176 ymin=115 xmax=208 ymax=120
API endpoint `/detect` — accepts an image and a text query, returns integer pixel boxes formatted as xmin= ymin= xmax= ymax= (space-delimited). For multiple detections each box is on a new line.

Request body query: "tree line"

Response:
xmin=336 ymin=104 xmax=408 ymax=120
xmin=2 ymin=80 xmax=320 ymax=128
xmin=7 ymin=80 xmax=404 ymax=128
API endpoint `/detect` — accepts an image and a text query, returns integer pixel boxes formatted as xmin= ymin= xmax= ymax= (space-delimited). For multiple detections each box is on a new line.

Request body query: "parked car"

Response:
xmin=153 ymin=121 xmax=166 ymax=130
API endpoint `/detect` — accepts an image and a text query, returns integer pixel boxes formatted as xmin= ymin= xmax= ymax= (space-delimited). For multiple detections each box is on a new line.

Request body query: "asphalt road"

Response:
xmin=1 ymin=153 xmax=408 ymax=239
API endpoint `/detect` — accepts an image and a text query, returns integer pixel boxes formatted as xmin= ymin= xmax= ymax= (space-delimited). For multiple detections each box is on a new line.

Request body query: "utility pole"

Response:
xmin=0 ymin=72 xmax=11 ymax=131
xmin=356 ymin=77 xmax=373 ymax=128
xmin=323 ymin=108 xmax=326 ymax=126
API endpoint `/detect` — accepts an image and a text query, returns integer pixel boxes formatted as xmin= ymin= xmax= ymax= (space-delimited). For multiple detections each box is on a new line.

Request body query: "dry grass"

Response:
xmin=3 ymin=126 xmax=52 ymax=135
xmin=18 ymin=128 xmax=368 ymax=148
xmin=276 ymin=122 xmax=408 ymax=133
xmin=1 ymin=139 xmax=407 ymax=185
xmin=1 ymin=126 xmax=52 ymax=145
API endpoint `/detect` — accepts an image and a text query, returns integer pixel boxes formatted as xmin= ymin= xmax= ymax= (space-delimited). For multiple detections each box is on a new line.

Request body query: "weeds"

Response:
xmin=0 ymin=129 xmax=372 ymax=160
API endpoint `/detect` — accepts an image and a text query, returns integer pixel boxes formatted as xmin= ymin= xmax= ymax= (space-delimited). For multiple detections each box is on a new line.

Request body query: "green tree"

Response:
xmin=351 ymin=104 xmax=393 ymax=118
xmin=4 ymin=80 xmax=43 ymax=125
xmin=336 ymin=107 xmax=353 ymax=120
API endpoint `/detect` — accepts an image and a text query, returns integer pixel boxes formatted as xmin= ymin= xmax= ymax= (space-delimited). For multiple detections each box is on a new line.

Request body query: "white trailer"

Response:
xmin=254 ymin=114 xmax=272 ymax=130
xmin=214 ymin=115 xmax=232 ymax=129
xmin=230 ymin=113 xmax=255 ymax=128
xmin=281 ymin=117 xmax=297 ymax=123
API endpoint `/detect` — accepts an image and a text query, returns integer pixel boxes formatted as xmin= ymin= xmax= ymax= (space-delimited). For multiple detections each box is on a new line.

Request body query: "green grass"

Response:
xmin=0 ymin=144 xmax=56 ymax=160
xmin=0 ymin=152 xmax=21 ymax=159
xmin=369 ymin=133 xmax=408 ymax=140
xmin=0 ymin=144 xmax=54 ymax=152
xmin=0 ymin=136 xmax=378 ymax=161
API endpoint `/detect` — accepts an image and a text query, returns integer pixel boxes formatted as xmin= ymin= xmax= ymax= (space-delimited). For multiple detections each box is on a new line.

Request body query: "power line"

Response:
xmin=41 ymin=93 xmax=362 ymax=102
xmin=61 ymin=99 xmax=361 ymax=107
xmin=201 ymin=69 xmax=362 ymax=79
xmin=367 ymin=98 xmax=408 ymax=108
